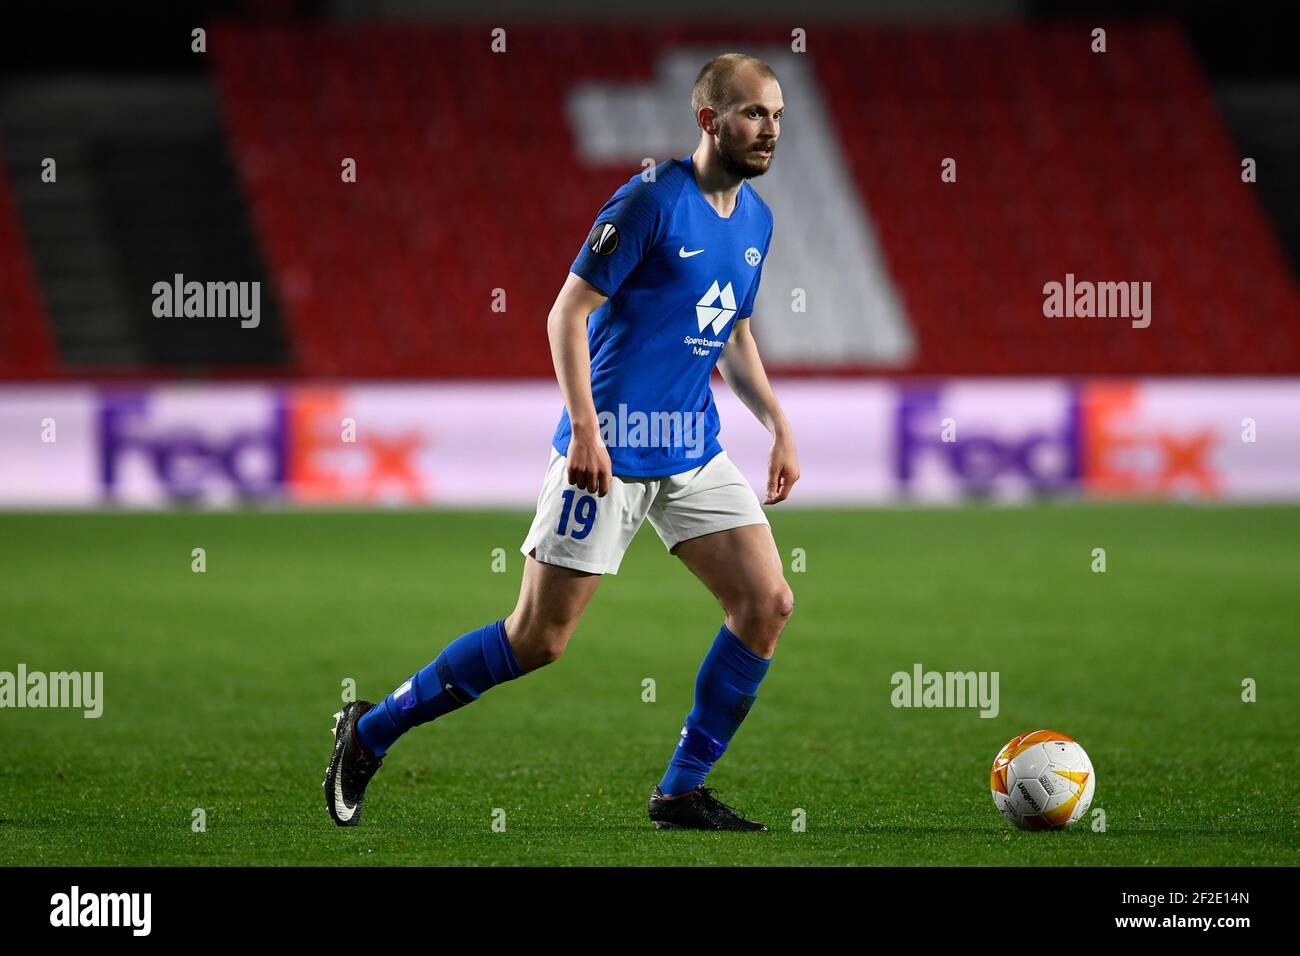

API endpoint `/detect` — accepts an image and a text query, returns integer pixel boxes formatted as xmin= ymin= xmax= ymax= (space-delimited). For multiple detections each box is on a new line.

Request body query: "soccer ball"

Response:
xmin=990 ymin=729 xmax=1095 ymax=830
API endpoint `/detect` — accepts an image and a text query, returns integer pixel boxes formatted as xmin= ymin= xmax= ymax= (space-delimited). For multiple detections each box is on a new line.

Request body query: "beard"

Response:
xmin=716 ymin=122 xmax=774 ymax=180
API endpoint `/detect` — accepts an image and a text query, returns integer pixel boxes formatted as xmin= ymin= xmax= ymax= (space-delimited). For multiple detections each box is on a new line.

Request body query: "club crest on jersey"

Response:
xmin=587 ymin=222 xmax=619 ymax=256
xmin=745 ymin=246 xmax=762 ymax=267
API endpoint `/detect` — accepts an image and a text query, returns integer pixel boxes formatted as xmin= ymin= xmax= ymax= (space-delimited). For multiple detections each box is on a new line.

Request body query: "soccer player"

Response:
xmin=326 ymin=53 xmax=797 ymax=831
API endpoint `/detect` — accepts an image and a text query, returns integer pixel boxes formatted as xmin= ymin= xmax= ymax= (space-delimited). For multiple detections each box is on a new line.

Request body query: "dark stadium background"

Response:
xmin=0 ymin=0 xmax=1296 ymax=877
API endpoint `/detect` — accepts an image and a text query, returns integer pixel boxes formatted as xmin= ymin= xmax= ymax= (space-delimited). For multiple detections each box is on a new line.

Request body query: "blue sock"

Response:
xmin=357 ymin=618 xmax=523 ymax=757
xmin=658 ymin=624 xmax=772 ymax=797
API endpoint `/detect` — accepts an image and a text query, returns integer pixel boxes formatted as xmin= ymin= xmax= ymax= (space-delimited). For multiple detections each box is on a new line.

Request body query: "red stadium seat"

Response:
xmin=194 ymin=20 xmax=1300 ymax=378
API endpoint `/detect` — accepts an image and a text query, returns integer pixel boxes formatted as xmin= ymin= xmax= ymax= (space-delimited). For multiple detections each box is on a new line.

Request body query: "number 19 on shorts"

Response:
xmin=556 ymin=489 xmax=597 ymax=540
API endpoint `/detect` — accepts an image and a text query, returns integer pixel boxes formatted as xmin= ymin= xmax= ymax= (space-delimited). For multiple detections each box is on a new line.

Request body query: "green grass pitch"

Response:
xmin=1 ymin=505 xmax=1297 ymax=866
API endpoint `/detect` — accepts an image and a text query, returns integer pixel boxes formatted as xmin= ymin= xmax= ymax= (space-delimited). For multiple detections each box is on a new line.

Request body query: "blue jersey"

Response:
xmin=553 ymin=155 xmax=774 ymax=477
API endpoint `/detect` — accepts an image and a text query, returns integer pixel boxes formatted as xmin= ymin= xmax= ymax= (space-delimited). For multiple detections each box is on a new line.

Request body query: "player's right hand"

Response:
xmin=566 ymin=430 xmax=612 ymax=497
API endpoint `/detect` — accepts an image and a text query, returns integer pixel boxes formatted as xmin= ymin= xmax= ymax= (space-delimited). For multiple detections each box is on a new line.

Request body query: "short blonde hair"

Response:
xmin=691 ymin=53 xmax=778 ymax=129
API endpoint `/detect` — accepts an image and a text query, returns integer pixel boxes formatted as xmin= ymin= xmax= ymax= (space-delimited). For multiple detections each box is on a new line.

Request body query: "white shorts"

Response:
xmin=520 ymin=448 xmax=770 ymax=575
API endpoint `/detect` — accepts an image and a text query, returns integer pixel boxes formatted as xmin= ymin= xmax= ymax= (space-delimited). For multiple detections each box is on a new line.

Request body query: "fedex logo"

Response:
xmin=97 ymin=389 xmax=427 ymax=506
xmin=287 ymin=389 xmax=426 ymax=504
xmin=895 ymin=387 xmax=1080 ymax=495
xmin=99 ymin=392 xmax=285 ymax=503
xmin=1081 ymin=383 xmax=1219 ymax=496
xmin=894 ymin=384 xmax=1222 ymax=499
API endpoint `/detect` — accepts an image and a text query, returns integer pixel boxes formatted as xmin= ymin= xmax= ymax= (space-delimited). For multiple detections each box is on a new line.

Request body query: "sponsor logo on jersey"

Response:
xmin=695 ymin=280 xmax=737 ymax=336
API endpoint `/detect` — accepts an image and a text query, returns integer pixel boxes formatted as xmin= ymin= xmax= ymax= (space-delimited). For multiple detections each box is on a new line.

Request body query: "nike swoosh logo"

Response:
xmin=334 ymin=767 xmax=357 ymax=822
xmin=678 ymin=247 xmax=704 ymax=258
xmin=331 ymin=712 xmax=358 ymax=822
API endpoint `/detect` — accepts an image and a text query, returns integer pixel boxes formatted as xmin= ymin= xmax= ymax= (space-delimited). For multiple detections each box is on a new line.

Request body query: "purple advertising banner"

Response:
xmin=1 ymin=380 xmax=1298 ymax=508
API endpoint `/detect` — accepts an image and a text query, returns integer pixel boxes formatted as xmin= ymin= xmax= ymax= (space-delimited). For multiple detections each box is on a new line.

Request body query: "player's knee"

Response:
xmin=513 ymin=635 xmax=567 ymax=671
xmin=530 ymin=627 xmax=571 ymax=666
xmin=774 ymin=582 xmax=795 ymax=624
xmin=732 ymin=581 xmax=794 ymax=637
xmin=766 ymin=582 xmax=794 ymax=636
xmin=505 ymin=612 xmax=575 ymax=670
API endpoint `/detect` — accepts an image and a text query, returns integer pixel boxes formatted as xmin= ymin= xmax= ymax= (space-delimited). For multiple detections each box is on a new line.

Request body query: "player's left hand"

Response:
xmin=765 ymin=432 xmax=800 ymax=505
